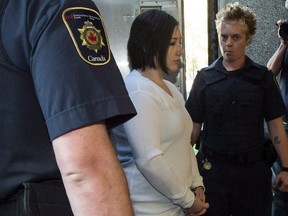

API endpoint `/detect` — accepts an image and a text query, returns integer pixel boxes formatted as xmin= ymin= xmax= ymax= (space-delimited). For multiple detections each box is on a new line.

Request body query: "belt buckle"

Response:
xmin=237 ymin=153 xmax=248 ymax=164
xmin=226 ymin=152 xmax=236 ymax=162
xmin=234 ymin=152 xmax=250 ymax=164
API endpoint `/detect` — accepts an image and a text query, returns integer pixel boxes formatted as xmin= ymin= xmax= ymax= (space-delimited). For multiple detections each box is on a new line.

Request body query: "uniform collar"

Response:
xmin=205 ymin=56 xmax=262 ymax=73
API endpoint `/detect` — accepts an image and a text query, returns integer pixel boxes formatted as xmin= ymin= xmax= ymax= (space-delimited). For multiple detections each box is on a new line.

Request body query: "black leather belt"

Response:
xmin=201 ymin=144 xmax=264 ymax=165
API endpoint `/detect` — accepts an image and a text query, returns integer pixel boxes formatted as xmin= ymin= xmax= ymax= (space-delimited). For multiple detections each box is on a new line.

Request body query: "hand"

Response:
xmin=184 ymin=194 xmax=209 ymax=216
xmin=193 ymin=187 xmax=206 ymax=203
xmin=276 ymin=20 xmax=288 ymax=44
xmin=273 ymin=171 xmax=288 ymax=192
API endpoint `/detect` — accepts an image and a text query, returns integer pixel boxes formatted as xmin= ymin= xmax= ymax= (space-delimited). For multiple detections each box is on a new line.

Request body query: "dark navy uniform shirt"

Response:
xmin=186 ymin=56 xmax=286 ymax=152
xmin=0 ymin=0 xmax=136 ymax=201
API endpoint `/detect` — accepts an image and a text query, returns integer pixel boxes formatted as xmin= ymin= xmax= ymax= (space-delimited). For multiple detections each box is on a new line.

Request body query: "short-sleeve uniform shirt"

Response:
xmin=186 ymin=57 xmax=286 ymax=151
xmin=0 ymin=0 xmax=136 ymax=200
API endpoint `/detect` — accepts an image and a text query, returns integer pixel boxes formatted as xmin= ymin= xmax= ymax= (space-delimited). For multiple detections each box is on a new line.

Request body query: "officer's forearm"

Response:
xmin=52 ymin=124 xmax=134 ymax=216
xmin=268 ymin=117 xmax=288 ymax=167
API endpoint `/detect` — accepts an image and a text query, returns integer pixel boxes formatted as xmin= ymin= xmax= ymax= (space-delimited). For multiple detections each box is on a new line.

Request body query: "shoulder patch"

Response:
xmin=62 ymin=7 xmax=110 ymax=66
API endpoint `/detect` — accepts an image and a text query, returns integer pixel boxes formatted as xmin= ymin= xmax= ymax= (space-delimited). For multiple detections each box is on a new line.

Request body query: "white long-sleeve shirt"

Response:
xmin=111 ymin=70 xmax=203 ymax=216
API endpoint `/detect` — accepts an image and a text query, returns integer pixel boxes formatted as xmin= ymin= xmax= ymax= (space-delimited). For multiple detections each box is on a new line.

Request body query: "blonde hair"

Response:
xmin=215 ymin=2 xmax=256 ymax=38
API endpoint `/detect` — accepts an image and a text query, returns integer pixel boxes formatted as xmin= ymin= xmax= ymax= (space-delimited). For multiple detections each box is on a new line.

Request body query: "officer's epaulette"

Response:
xmin=201 ymin=57 xmax=223 ymax=72
xmin=198 ymin=67 xmax=226 ymax=85
xmin=241 ymin=58 xmax=268 ymax=87
xmin=241 ymin=68 xmax=265 ymax=82
xmin=198 ymin=56 xmax=269 ymax=86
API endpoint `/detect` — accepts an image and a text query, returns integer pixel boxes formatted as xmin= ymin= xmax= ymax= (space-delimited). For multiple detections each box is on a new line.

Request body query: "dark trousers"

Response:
xmin=271 ymin=160 xmax=288 ymax=216
xmin=0 ymin=195 xmax=73 ymax=216
xmin=197 ymin=151 xmax=272 ymax=216
xmin=0 ymin=181 xmax=73 ymax=216
xmin=0 ymin=195 xmax=18 ymax=216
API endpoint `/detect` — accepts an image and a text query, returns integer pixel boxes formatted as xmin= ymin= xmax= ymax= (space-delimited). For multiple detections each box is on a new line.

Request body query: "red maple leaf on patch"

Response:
xmin=88 ymin=33 xmax=97 ymax=42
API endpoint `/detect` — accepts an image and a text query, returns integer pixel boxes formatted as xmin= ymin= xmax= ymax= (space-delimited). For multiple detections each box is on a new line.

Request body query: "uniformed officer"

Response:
xmin=0 ymin=0 xmax=136 ymax=215
xmin=186 ymin=2 xmax=288 ymax=216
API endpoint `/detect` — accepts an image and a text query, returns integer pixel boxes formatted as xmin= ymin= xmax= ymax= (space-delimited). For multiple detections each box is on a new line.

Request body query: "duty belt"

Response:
xmin=201 ymin=144 xmax=264 ymax=165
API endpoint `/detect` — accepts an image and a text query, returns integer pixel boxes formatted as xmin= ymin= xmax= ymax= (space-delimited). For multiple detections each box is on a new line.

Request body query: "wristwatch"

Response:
xmin=282 ymin=167 xmax=288 ymax=172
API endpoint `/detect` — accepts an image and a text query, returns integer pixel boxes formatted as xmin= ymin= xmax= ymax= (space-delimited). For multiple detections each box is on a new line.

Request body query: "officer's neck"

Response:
xmin=222 ymin=58 xmax=245 ymax=72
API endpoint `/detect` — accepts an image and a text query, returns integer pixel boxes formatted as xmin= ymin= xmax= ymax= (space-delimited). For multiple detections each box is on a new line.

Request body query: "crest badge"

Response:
xmin=62 ymin=7 xmax=110 ymax=66
xmin=78 ymin=20 xmax=105 ymax=53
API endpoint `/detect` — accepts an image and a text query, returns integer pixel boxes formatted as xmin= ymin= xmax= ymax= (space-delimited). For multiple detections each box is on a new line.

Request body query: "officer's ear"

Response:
xmin=246 ymin=35 xmax=252 ymax=45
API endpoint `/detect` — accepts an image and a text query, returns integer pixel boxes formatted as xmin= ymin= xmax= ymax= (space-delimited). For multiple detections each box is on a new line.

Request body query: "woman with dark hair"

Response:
xmin=111 ymin=9 xmax=209 ymax=216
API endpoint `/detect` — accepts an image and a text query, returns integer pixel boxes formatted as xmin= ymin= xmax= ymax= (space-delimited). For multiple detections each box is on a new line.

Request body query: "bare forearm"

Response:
xmin=267 ymin=43 xmax=288 ymax=76
xmin=268 ymin=118 xmax=288 ymax=167
xmin=53 ymin=124 xmax=134 ymax=216
xmin=63 ymin=156 xmax=133 ymax=216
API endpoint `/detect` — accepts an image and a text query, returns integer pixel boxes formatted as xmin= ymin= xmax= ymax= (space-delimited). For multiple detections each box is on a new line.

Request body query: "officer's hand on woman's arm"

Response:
xmin=52 ymin=122 xmax=134 ymax=216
